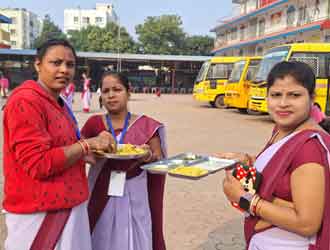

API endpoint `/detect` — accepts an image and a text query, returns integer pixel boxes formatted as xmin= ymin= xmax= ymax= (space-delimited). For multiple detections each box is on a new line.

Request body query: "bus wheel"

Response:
xmin=209 ymin=101 xmax=216 ymax=107
xmin=214 ymin=95 xmax=225 ymax=108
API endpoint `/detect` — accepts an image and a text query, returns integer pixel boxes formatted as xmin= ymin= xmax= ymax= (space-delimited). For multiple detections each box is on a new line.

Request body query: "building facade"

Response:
xmin=212 ymin=0 xmax=330 ymax=56
xmin=64 ymin=3 xmax=118 ymax=34
xmin=0 ymin=8 xmax=42 ymax=49
xmin=0 ymin=14 xmax=11 ymax=48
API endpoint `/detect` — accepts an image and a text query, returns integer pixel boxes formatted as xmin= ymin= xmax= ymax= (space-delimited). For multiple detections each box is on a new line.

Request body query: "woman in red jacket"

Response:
xmin=2 ymin=39 xmax=114 ymax=250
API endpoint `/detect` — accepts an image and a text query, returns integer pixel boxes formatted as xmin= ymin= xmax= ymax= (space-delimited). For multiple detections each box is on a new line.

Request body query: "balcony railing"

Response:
xmin=214 ymin=13 xmax=330 ymax=50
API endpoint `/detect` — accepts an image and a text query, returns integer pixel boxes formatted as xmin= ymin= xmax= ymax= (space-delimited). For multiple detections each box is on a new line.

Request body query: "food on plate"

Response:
xmin=169 ymin=166 xmax=208 ymax=177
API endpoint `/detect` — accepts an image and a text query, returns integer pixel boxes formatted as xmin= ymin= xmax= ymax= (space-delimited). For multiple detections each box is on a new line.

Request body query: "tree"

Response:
xmin=135 ymin=15 xmax=187 ymax=55
xmin=33 ymin=15 xmax=66 ymax=49
xmin=68 ymin=22 xmax=137 ymax=53
xmin=184 ymin=35 xmax=214 ymax=56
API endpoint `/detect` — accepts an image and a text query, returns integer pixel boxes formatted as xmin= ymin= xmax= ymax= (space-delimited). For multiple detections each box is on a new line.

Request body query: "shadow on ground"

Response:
xmin=196 ymin=218 xmax=246 ymax=250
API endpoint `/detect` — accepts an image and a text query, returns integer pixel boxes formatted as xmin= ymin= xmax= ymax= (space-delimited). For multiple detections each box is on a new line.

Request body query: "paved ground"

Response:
xmin=0 ymin=93 xmax=274 ymax=250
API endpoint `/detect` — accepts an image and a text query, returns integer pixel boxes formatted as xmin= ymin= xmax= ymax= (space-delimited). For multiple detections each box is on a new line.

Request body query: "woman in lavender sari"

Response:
xmin=217 ymin=61 xmax=330 ymax=250
xmin=81 ymin=72 xmax=167 ymax=250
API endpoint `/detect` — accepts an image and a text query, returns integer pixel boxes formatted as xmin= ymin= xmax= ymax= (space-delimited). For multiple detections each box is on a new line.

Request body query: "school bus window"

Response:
xmin=255 ymin=47 xmax=289 ymax=82
xmin=195 ymin=61 xmax=209 ymax=83
xmin=289 ymin=52 xmax=327 ymax=78
xmin=228 ymin=61 xmax=246 ymax=83
xmin=206 ymin=63 xmax=234 ymax=80
xmin=246 ymin=60 xmax=260 ymax=81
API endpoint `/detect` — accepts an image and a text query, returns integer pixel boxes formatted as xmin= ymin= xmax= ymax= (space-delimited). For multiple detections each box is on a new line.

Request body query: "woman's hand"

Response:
xmin=139 ymin=144 xmax=155 ymax=163
xmin=222 ymin=170 xmax=246 ymax=203
xmin=85 ymin=131 xmax=116 ymax=153
xmin=215 ymin=152 xmax=251 ymax=164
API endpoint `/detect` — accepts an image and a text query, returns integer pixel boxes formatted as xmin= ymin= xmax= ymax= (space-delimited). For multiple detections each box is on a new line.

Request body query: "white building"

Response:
xmin=0 ymin=8 xmax=42 ymax=49
xmin=212 ymin=0 xmax=330 ymax=56
xmin=64 ymin=3 xmax=118 ymax=34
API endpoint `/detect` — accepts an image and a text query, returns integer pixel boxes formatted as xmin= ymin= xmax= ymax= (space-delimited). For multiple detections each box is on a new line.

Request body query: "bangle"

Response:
xmin=144 ymin=150 xmax=153 ymax=162
xmin=77 ymin=139 xmax=90 ymax=155
xmin=256 ymin=198 xmax=264 ymax=216
xmin=249 ymin=194 xmax=261 ymax=216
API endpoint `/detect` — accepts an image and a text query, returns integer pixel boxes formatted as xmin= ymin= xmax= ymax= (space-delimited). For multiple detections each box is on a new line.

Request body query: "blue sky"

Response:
xmin=0 ymin=0 xmax=233 ymax=38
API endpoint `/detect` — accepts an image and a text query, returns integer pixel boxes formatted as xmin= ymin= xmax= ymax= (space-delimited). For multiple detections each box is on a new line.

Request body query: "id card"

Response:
xmin=108 ymin=171 xmax=126 ymax=197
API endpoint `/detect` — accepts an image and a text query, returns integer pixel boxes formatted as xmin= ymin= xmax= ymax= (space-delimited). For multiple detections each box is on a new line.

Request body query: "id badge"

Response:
xmin=108 ymin=171 xmax=126 ymax=197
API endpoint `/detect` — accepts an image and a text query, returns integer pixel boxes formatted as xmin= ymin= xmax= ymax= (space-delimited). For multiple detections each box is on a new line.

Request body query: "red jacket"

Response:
xmin=2 ymin=80 xmax=88 ymax=213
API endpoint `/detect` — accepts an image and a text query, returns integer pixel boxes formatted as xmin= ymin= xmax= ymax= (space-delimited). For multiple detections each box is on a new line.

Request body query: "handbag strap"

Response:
xmin=30 ymin=209 xmax=71 ymax=250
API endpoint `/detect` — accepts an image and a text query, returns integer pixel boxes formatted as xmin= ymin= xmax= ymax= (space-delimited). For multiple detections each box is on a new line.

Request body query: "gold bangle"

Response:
xmin=143 ymin=150 xmax=153 ymax=162
xmin=256 ymin=198 xmax=264 ymax=217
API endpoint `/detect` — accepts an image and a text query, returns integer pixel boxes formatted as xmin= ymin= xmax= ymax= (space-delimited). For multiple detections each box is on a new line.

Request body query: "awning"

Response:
xmin=212 ymin=19 xmax=330 ymax=55
xmin=0 ymin=14 xmax=12 ymax=24
xmin=211 ymin=0 xmax=289 ymax=32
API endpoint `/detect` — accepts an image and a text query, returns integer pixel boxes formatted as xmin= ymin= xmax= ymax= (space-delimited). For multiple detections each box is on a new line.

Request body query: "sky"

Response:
xmin=0 ymin=0 xmax=234 ymax=38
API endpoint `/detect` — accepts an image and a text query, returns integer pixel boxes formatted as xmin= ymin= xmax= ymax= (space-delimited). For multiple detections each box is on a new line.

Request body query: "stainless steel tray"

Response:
xmin=141 ymin=152 xmax=207 ymax=174
xmin=141 ymin=153 xmax=236 ymax=179
xmin=196 ymin=157 xmax=237 ymax=173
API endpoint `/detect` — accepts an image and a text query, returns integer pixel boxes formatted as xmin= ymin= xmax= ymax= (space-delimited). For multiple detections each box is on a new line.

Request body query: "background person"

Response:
xmin=81 ymin=72 xmax=91 ymax=112
xmin=81 ymin=72 xmax=167 ymax=250
xmin=218 ymin=61 xmax=330 ymax=250
xmin=0 ymin=71 xmax=9 ymax=98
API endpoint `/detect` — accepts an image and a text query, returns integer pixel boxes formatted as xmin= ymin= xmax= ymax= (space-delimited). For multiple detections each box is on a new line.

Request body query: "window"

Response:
xmin=258 ymin=18 xmax=265 ymax=36
xmin=95 ymin=17 xmax=103 ymax=23
xmin=10 ymin=29 xmax=16 ymax=35
xmin=287 ymin=5 xmax=296 ymax=27
xmin=290 ymin=52 xmax=328 ymax=78
xmin=240 ymin=25 xmax=246 ymax=40
xmin=11 ymin=17 xmax=16 ymax=24
xmin=249 ymin=18 xmax=258 ymax=38
xmin=82 ymin=17 xmax=90 ymax=24
xmin=270 ymin=12 xmax=282 ymax=25
xmin=206 ymin=63 xmax=234 ymax=80
xmin=11 ymin=41 xmax=16 ymax=46
xmin=231 ymin=28 xmax=237 ymax=40
xmin=74 ymin=16 xmax=79 ymax=24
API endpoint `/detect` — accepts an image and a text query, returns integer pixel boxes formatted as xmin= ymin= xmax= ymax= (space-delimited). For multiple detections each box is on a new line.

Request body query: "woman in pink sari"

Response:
xmin=81 ymin=73 xmax=91 ymax=112
xmin=0 ymin=71 xmax=9 ymax=98
xmin=218 ymin=61 xmax=330 ymax=250
xmin=81 ymin=72 xmax=167 ymax=250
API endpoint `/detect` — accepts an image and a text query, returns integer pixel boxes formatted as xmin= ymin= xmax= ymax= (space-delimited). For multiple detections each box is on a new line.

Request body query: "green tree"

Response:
xmin=184 ymin=35 xmax=214 ymax=56
xmin=68 ymin=22 xmax=137 ymax=53
xmin=33 ymin=15 xmax=66 ymax=49
xmin=135 ymin=15 xmax=187 ymax=55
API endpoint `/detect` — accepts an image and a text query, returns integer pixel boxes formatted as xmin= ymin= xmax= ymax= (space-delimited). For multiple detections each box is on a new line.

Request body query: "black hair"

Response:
xmin=36 ymin=38 xmax=77 ymax=61
xmin=99 ymin=72 xmax=130 ymax=108
xmin=267 ymin=61 xmax=315 ymax=97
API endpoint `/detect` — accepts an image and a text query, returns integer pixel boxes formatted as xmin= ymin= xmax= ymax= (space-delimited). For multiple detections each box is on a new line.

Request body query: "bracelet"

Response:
xmin=256 ymin=198 xmax=264 ymax=217
xmin=77 ymin=139 xmax=90 ymax=155
xmin=144 ymin=150 xmax=153 ymax=162
xmin=249 ymin=194 xmax=261 ymax=216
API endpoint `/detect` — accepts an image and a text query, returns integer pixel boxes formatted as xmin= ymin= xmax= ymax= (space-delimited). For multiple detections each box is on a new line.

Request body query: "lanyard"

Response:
xmin=63 ymin=100 xmax=81 ymax=140
xmin=105 ymin=112 xmax=131 ymax=144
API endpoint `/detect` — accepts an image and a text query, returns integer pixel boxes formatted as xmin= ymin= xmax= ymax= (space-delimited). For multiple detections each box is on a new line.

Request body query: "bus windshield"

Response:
xmin=254 ymin=46 xmax=290 ymax=83
xmin=206 ymin=63 xmax=234 ymax=80
xmin=195 ymin=61 xmax=210 ymax=83
xmin=228 ymin=60 xmax=246 ymax=83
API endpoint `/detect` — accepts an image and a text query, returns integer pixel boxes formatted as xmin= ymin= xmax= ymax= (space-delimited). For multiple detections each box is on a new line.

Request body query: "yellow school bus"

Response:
xmin=193 ymin=56 xmax=244 ymax=108
xmin=224 ymin=56 xmax=262 ymax=112
xmin=249 ymin=43 xmax=330 ymax=114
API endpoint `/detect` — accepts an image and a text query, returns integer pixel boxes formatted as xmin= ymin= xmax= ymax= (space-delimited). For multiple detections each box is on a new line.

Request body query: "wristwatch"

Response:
xmin=238 ymin=192 xmax=254 ymax=212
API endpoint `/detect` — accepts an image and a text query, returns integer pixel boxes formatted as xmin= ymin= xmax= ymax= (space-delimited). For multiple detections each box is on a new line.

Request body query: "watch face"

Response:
xmin=239 ymin=196 xmax=250 ymax=211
